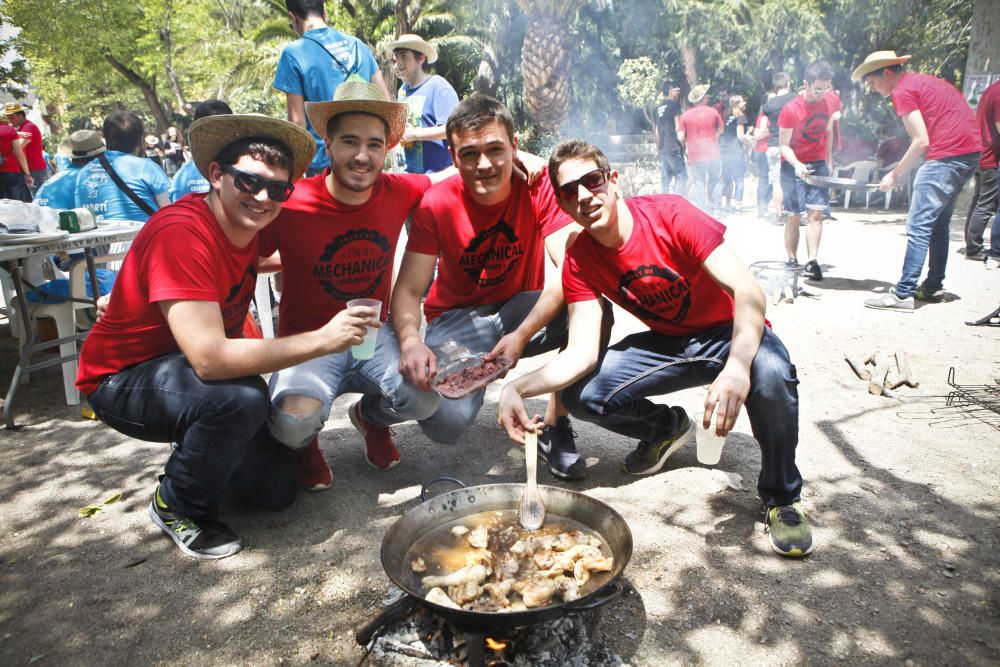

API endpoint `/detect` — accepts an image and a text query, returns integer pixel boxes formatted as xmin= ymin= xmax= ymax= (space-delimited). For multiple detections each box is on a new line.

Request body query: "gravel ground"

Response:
xmin=1 ymin=202 xmax=998 ymax=666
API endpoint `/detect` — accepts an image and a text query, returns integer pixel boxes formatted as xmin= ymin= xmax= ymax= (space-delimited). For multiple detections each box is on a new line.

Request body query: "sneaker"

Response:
xmin=986 ymin=256 xmax=1000 ymax=270
xmin=914 ymin=285 xmax=945 ymax=302
xmin=964 ymin=249 xmax=987 ymax=261
xmin=148 ymin=485 xmax=242 ymax=560
xmin=295 ymin=437 xmax=332 ymax=491
xmin=537 ymin=416 xmax=586 ymax=480
xmin=785 ymin=259 xmax=800 ymax=272
xmin=802 ymin=259 xmax=823 ymax=281
xmin=622 ymin=411 xmax=694 ymax=476
xmin=764 ymin=501 xmax=813 ymax=557
xmin=349 ymin=399 xmax=400 ymax=470
xmin=864 ymin=291 xmax=914 ymax=312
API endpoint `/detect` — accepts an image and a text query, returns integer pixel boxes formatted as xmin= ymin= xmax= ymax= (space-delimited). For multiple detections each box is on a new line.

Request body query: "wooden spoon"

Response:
xmin=518 ymin=427 xmax=546 ymax=530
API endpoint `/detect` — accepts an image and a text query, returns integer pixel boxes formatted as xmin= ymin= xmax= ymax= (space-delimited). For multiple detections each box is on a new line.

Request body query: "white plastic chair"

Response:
xmin=834 ymin=160 xmax=879 ymax=209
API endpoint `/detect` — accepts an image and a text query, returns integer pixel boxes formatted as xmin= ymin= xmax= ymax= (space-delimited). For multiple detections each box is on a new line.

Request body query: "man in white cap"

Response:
xmin=388 ymin=33 xmax=460 ymax=174
xmin=77 ymin=114 xmax=379 ymax=560
xmin=852 ymin=51 xmax=980 ymax=312
xmin=678 ymin=84 xmax=724 ymax=212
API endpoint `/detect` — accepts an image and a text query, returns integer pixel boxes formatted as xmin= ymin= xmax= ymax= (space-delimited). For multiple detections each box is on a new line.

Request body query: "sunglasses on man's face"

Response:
xmin=221 ymin=165 xmax=295 ymax=202
xmin=558 ymin=169 xmax=610 ymax=201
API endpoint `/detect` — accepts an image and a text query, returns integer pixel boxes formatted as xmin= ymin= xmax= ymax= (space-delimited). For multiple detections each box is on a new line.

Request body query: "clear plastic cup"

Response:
xmin=695 ymin=411 xmax=726 ymax=465
xmin=346 ymin=298 xmax=382 ymax=360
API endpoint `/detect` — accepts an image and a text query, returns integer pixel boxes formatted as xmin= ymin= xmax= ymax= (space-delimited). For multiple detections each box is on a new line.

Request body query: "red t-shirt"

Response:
xmin=13 ymin=120 xmax=46 ymax=172
xmin=563 ymin=195 xmax=734 ymax=336
xmin=76 ymin=196 xmax=259 ymax=396
xmin=891 ymin=72 xmax=980 ymax=161
xmin=753 ymin=112 xmax=768 ymax=153
xmin=778 ymin=92 xmax=842 ymax=164
xmin=0 ymin=124 xmax=20 ymax=173
xmin=678 ymin=106 xmax=723 ymax=163
xmin=976 ymin=80 xmax=1000 ymax=169
xmin=259 ymin=172 xmax=431 ymax=336
xmin=407 ymin=174 xmax=573 ymax=322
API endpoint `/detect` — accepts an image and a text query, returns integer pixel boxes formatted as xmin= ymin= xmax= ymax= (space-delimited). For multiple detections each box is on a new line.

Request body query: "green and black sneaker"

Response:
xmin=148 ymin=485 xmax=242 ymax=560
xmin=622 ymin=411 xmax=694 ymax=476
xmin=764 ymin=501 xmax=814 ymax=557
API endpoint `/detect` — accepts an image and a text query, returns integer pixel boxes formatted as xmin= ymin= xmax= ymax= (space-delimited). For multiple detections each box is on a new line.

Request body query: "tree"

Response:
xmin=616 ymin=58 xmax=662 ymax=128
xmin=0 ymin=19 xmax=30 ymax=99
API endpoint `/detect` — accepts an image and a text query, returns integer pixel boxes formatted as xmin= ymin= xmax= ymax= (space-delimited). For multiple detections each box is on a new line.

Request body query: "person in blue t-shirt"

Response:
xmin=273 ymin=0 xmax=389 ymax=176
xmin=388 ymin=33 xmax=460 ymax=174
xmin=35 ymin=130 xmax=106 ymax=209
xmin=169 ymin=99 xmax=233 ymax=202
xmin=74 ymin=111 xmax=171 ymax=223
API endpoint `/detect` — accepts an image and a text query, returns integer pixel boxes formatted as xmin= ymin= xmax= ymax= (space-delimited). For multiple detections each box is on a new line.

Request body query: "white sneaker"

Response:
xmin=985 ymin=256 xmax=1000 ymax=270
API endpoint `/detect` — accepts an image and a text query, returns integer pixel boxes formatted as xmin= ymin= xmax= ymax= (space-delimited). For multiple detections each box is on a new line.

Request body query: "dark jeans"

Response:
xmin=720 ymin=146 xmax=746 ymax=206
xmin=561 ymin=325 xmax=802 ymax=506
xmin=659 ymin=150 xmax=688 ymax=195
xmin=87 ymin=352 xmax=297 ymax=520
xmin=964 ymin=167 xmax=997 ymax=256
xmin=0 ymin=171 xmax=32 ymax=202
xmin=753 ymin=152 xmax=771 ymax=213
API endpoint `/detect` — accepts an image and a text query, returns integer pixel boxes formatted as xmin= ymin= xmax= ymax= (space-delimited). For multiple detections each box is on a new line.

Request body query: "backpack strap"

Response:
xmin=96 ymin=154 xmax=156 ymax=217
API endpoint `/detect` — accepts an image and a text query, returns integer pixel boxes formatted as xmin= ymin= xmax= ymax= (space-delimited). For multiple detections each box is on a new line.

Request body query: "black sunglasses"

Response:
xmin=557 ymin=169 xmax=609 ymax=201
xmin=221 ymin=165 xmax=295 ymax=202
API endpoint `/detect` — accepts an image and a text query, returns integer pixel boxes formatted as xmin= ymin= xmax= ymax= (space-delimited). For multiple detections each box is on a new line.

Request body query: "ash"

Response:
xmin=371 ymin=606 xmax=626 ymax=666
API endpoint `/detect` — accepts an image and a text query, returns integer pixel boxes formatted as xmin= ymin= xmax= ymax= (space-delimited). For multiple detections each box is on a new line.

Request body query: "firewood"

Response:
xmin=868 ymin=363 xmax=889 ymax=395
xmin=889 ymin=348 xmax=919 ymax=389
xmin=845 ymin=353 xmax=872 ymax=380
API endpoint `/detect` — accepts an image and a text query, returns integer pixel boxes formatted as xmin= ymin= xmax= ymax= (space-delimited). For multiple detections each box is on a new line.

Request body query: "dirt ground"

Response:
xmin=1 ymin=202 xmax=998 ymax=666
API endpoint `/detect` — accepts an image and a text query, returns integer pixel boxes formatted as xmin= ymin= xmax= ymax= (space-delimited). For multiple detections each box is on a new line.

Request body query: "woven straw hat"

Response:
xmin=688 ymin=84 xmax=710 ymax=104
xmin=386 ymin=33 xmax=438 ymax=64
xmin=4 ymin=102 xmax=28 ymax=115
xmin=189 ymin=114 xmax=315 ymax=182
xmin=305 ymin=81 xmax=408 ymax=149
xmin=66 ymin=130 xmax=105 ymax=159
xmin=851 ymin=51 xmax=912 ymax=81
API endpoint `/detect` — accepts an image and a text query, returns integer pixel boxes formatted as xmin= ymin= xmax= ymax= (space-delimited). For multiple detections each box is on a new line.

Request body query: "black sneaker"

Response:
xmin=914 ymin=285 xmax=945 ymax=302
xmin=803 ymin=259 xmax=823 ymax=280
xmin=622 ymin=410 xmax=694 ymax=475
xmin=537 ymin=416 xmax=586 ymax=480
xmin=148 ymin=485 xmax=242 ymax=560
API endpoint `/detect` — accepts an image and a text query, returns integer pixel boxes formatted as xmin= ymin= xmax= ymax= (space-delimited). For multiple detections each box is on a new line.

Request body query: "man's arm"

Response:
xmin=779 ymin=127 xmax=810 ymax=178
xmin=402 ymin=125 xmax=448 ymax=143
xmin=154 ymin=192 xmax=171 ymax=209
xmin=285 ymin=93 xmax=307 ymax=129
xmin=880 ymin=109 xmax=928 ymax=191
xmin=11 ymin=140 xmax=34 ymax=189
xmin=700 ymin=241 xmax=766 ymax=436
xmin=162 ymin=299 xmax=375 ymax=381
xmin=391 ymin=250 xmax=439 ymax=390
xmin=497 ymin=298 xmax=604 ymax=442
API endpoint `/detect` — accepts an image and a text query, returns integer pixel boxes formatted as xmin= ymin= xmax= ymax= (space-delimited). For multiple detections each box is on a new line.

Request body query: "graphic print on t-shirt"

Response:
xmin=458 ymin=219 xmax=523 ymax=287
xmin=617 ymin=264 xmax=692 ymax=324
xmin=222 ymin=264 xmax=259 ymax=337
xmin=798 ymin=112 xmax=831 ymax=146
xmin=314 ymin=227 xmax=393 ymax=301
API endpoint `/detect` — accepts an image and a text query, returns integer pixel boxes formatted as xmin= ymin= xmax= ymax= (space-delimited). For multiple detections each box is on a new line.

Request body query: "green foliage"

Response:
xmin=616 ymin=58 xmax=661 ymax=111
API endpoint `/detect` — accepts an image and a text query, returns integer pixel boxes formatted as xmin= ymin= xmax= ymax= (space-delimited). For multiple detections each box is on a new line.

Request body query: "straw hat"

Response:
xmin=189 ymin=114 xmax=316 ymax=182
xmin=688 ymin=84 xmax=710 ymax=104
xmin=145 ymin=135 xmax=160 ymax=148
xmin=66 ymin=130 xmax=105 ymax=159
xmin=305 ymin=81 xmax=408 ymax=149
xmin=386 ymin=33 xmax=438 ymax=64
xmin=851 ymin=51 xmax=912 ymax=81
xmin=4 ymin=102 xmax=28 ymax=115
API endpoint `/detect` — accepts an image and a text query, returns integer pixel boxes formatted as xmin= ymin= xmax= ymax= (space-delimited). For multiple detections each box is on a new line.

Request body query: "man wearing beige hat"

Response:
xmin=4 ymin=102 xmax=47 ymax=193
xmin=34 ymin=130 xmax=105 ymax=210
xmin=853 ymin=51 xmax=980 ymax=312
xmin=388 ymin=33 xmax=460 ymax=174
xmin=76 ymin=114 xmax=378 ymax=559
xmin=678 ymin=84 xmax=724 ymax=212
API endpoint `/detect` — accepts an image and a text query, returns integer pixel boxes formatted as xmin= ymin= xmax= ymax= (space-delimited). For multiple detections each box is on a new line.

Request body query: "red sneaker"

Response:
xmin=295 ymin=437 xmax=332 ymax=491
xmin=349 ymin=399 xmax=400 ymax=469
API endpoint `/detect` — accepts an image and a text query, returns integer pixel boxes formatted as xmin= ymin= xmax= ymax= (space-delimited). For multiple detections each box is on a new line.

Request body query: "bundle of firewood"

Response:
xmin=844 ymin=349 xmax=919 ymax=398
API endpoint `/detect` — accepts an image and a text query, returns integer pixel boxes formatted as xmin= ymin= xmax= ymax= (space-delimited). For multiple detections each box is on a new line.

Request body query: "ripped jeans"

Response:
xmin=561 ymin=324 xmax=803 ymax=506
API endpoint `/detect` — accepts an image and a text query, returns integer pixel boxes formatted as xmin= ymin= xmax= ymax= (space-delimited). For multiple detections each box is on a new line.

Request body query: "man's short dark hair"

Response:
xmin=395 ymin=47 xmax=428 ymax=71
xmin=865 ymin=64 xmax=905 ymax=80
xmin=194 ymin=100 xmax=233 ymax=120
xmin=103 ymin=111 xmax=144 ymax=153
xmin=285 ymin=0 xmax=324 ymax=19
xmin=215 ymin=138 xmax=294 ymax=175
xmin=804 ymin=60 xmax=834 ymax=83
xmin=325 ymin=111 xmax=390 ymax=143
xmin=547 ymin=139 xmax=612 ymax=194
xmin=772 ymin=71 xmax=790 ymax=89
xmin=446 ymin=94 xmax=515 ymax=145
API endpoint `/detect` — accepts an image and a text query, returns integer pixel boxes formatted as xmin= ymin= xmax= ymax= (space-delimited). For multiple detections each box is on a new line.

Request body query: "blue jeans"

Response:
xmin=720 ymin=145 xmax=746 ymax=206
xmin=688 ymin=160 xmax=721 ymax=211
xmin=659 ymin=150 xmax=688 ymax=195
xmin=87 ymin=352 xmax=297 ymax=520
xmin=561 ymin=325 xmax=803 ymax=506
xmin=267 ymin=322 xmax=441 ymax=448
xmin=896 ymin=153 xmax=979 ymax=297
xmin=780 ymin=160 xmax=828 ymax=216
xmin=420 ymin=291 xmax=569 ymax=444
xmin=753 ymin=152 xmax=771 ymax=213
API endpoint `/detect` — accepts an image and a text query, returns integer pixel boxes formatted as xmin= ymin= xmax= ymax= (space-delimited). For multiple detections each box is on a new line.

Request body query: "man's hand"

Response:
xmin=318 ymin=304 xmax=379 ymax=355
xmin=23 ymin=174 xmax=34 ymax=189
xmin=794 ymin=163 xmax=812 ymax=179
xmin=879 ymin=171 xmax=897 ymax=193
xmin=703 ymin=363 xmax=751 ymax=436
xmin=401 ymin=126 xmax=418 ymax=145
xmin=513 ymin=150 xmax=547 ymax=185
xmin=485 ymin=330 xmax=529 ymax=369
xmin=498 ymin=384 xmax=543 ymax=444
xmin=399 ymin=340 xmax=438 ymax=391
xmin=95 ymin=294 xmax=111 ymax=319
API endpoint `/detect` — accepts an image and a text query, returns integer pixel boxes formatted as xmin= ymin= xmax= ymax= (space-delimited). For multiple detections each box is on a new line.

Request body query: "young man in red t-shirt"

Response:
xmin=678 ymin=84 xmax=723 ymax=212
xmin=0 ymin=120 xmax=34 ymax=201
xmin=498 ymin=140 xmax=811 ymax=558
xmin=77 ymin=115 xmax=379 ymax=560
xmin=853 ymin=51 xmax=981 ymax=311
xmin=964 ymin=79 xmax=1000 ymax=265
xmin=392 ymin=94 xmax=593 ymax=480
xmin=4 ymin=103 xmax=47 ymax=192
xmin=778 ymin=60 xmax=841 ymax=281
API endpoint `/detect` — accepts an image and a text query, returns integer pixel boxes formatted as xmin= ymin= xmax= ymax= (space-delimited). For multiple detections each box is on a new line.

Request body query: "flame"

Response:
xmin=485 ymin=637 xmax=508 ymax=651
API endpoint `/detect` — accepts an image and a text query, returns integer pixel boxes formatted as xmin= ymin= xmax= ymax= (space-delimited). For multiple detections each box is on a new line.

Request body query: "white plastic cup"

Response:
xmin=695 ymin=411 xmax=726 ymax=465
xmin=346 ymin=298 xmax=382 ymax=360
